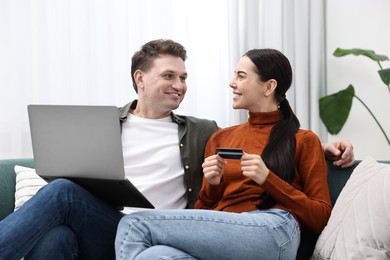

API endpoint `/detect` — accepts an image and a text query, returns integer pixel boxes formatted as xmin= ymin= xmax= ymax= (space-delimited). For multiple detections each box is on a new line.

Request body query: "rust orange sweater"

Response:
xmin=194 ymin=110 xmax=332 ymax=233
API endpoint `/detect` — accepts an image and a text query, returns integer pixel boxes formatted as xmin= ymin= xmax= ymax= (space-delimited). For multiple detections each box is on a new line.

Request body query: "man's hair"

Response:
xmin=131 ymin=39 xmax=187 ymax=93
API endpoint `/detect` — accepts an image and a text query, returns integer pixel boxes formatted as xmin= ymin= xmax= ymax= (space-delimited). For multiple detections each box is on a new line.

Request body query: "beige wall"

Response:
xmin=326 ymin=0 xmax=390 ymax=160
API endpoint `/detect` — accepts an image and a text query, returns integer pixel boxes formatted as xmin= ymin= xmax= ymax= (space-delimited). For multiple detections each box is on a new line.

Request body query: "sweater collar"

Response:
xmin=248 ymin=110 xmax=281 ymax=126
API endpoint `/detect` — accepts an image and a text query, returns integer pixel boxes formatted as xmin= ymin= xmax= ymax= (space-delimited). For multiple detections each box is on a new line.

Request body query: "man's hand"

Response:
xmin=322 ymin=140 xmax=355 ymax=168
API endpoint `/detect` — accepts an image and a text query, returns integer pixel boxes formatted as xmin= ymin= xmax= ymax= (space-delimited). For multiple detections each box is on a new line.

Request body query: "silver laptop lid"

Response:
xmin=28 ymin=104 xmax=125 ymax=180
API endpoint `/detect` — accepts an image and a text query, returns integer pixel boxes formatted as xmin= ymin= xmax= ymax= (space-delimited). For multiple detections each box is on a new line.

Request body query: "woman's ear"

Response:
xmin=264 ymin=79 xmax=277 ymax=97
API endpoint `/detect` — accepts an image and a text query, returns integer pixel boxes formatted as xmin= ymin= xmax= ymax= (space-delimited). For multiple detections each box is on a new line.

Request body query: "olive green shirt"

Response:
xmin=118 ymin=100 xmax=219 ymax=208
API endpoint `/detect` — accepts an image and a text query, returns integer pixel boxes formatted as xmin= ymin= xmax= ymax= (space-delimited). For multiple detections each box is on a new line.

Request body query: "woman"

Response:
xmin=115 ymin=49 xmax=332 ymax=260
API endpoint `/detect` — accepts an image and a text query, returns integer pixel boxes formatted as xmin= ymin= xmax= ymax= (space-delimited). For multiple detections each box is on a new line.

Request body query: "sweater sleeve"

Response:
xmin=194 ymin=134 xmax=225 ymax=209
xmin=261 ymin=131 xmax=332 ymax=233
xmin=194 ymin=180 xmax=224 ymax=209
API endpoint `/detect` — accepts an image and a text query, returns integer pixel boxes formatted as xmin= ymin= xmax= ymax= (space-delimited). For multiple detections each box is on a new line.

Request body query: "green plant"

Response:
xmin=319 ymin=48 xmax=390 ymax=146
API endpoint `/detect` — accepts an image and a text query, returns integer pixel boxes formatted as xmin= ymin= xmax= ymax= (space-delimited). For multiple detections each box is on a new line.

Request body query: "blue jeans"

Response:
xmin=24 ymin=225 xmax=78 ymax=259
xmin=115 ymin=208 xmax=300 ymax=260
xmin=0 ymin=178 xmax=124 ymax=260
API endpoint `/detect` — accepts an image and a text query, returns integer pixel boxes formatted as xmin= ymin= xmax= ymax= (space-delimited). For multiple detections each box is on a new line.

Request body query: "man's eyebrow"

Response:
xmin=161 ymin=70 xmax=175 ymax=74
xmin=162 ymin=70 xmax=187 ymax=77
xmin=161 ymin=70 xmax=184 ymax=74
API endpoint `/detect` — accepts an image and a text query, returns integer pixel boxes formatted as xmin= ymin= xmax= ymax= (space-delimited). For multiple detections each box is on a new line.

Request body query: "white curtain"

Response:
xmin=0 ymin=0 xmax=326 ymax=159
xmin=228 ymin=0 xmax=327 ymax=137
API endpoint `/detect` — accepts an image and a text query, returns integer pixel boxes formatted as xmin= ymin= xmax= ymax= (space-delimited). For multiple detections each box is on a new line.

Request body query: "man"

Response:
xmin=0 ymin=39 xmax=354 ymax=260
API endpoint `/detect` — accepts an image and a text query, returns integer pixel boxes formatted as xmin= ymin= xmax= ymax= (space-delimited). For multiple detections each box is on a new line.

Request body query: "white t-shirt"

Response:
xmin=121 ymin=113 xmax=186 ymax=213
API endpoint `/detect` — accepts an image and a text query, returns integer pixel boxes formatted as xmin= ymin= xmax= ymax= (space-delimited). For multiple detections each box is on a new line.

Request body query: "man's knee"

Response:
xmin=48 ymin=178 xmax=78 ymax=191
xmin=38 ymin=178 xmax=82 ymax=199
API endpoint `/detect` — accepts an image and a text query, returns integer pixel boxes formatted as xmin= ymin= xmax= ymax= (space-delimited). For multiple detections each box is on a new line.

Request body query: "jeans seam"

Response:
xmin=130 ymin=215 xmax=268 ymax=228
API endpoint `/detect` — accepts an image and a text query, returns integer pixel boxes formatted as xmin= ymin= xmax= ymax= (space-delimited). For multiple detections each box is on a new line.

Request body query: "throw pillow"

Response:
xmin=14 ymin=165 xmax=47 ymax=211
xmin=311 ymin=156 xmax=390 ymax=259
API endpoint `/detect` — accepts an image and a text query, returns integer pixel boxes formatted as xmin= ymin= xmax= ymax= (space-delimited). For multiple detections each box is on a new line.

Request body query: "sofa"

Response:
xmin=1 ymin=158 xmax=389 ymax=259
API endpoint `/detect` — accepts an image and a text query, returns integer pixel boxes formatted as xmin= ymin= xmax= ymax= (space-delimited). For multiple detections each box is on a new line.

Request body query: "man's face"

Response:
xmin=137 ymin=55 xmax=188 ymax=116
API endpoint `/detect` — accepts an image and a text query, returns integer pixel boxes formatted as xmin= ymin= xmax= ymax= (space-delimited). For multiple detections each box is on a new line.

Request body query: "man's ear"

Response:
xmin=264 ymin=79 xmax=277 ymax=97
xmin=134 ymin=70 xmax=144 ymax=90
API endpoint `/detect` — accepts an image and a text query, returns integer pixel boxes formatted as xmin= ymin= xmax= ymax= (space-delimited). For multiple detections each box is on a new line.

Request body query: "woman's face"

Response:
xmin=229 ymin=56 xmax=270 ymax=112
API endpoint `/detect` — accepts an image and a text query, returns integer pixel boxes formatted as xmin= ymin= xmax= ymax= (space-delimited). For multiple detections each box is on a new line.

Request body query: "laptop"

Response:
xmin=27 ymin=104 xmax=154 ymax=209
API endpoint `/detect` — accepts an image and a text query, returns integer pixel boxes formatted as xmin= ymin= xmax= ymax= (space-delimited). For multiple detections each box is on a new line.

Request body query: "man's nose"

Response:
xmin=172 ymin=78 xmax=184 ymax=89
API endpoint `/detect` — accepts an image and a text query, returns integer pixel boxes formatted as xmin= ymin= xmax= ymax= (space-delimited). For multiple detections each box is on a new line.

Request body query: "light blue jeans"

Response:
xmin=115 ymin=208 xmax=300 ymax=260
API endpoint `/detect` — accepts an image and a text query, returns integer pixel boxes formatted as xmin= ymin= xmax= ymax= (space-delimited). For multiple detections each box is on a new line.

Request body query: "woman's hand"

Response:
xmin=240 ymin=153 xmax=269 ymax=185
xmin=202 ymin=154 xmax=226 ymax=185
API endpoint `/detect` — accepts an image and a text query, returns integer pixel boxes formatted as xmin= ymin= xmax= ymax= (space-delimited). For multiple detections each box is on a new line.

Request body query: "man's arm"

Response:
xmin=322 ymin=140 xmax=355 ymax=168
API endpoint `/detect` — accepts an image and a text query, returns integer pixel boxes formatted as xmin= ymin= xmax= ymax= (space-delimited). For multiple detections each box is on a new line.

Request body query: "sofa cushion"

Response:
xmin=296 ymin=160 xmax=359 ymax=260
xmin=14 ymin=165 xmax=46 ymax=210
xmin=311 ymin=156 xmax=390 ymax=259
xmin=0 ymin=159 xmax=34 ymax=220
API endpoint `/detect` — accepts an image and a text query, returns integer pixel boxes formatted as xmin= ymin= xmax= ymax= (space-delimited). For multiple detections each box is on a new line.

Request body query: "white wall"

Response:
xmin=326 ymin=0 xmax=390 ymax=160
xmin=0 ymin=0 xmax=234 ymax=159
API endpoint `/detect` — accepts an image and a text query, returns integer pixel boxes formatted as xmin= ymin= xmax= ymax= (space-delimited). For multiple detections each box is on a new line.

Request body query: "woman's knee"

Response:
xmin=117 ymin=211 xmax=149 ymax=229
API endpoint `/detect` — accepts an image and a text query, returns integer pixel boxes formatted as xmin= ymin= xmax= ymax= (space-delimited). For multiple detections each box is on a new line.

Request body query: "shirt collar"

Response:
xmin=119 ymin=100 xmax=184 ymax=125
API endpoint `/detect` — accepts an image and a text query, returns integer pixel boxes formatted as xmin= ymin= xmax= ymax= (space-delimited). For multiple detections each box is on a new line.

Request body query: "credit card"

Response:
xmin=216 ymin=148 xmax=244 ymax=159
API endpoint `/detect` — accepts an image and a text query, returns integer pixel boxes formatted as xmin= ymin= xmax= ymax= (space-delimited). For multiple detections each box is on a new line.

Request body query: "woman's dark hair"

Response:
xmin=131 ymin=39 xmax=187 ymax=93
xmin=244 ymin=49 xmax=300 ymax=209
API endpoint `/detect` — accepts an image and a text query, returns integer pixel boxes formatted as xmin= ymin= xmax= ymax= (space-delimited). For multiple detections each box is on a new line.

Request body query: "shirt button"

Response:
xmin=180 ymin=143 xmax=184 ymax=147
xmin=188 ymin=188 xmax=192 ymax=192
xmin=185 ymin=165 xmax=189 ymax=169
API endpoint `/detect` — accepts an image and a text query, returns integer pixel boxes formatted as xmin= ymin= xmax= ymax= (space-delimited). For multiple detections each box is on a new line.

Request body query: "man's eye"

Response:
xmin=164 ymin=74 xmax=173 ymax=79
xmin=180 ymin=76 xmax=187 ymax=82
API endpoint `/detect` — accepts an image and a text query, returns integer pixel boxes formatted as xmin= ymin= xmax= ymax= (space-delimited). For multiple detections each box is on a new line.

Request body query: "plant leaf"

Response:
xmin=319 ymin=85 xmax=355 ymax=134
xmin=378 ymin=68 xmax=390 ymax=85
xmin=333 ymin=48 xmax=389 ymax=62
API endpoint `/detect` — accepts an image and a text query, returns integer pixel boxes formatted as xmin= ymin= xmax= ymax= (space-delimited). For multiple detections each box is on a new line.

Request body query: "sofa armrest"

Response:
xmin=298 ymin=159 xmax=390 ymax=259
xmin=0 ymin=158 xmax=34 ymax=220
xmin=296 ymin=159 xmax=360 ymax=260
